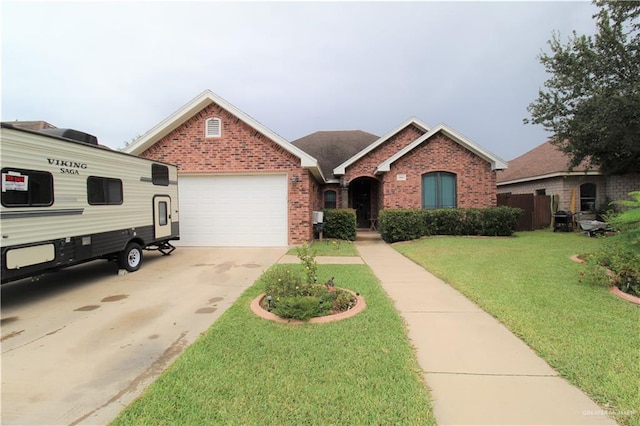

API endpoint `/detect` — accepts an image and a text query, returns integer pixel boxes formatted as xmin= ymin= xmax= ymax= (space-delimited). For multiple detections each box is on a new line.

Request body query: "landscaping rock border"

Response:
xmin=250 ymin=289 xmax=366 ymax=324
xmin=570 ymin=254 xmax=640 ymax=305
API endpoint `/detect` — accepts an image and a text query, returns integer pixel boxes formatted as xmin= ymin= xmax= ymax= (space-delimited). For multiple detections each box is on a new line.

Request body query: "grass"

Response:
xmin=394 ymin=230 xmax=640 ymax=426
xmin=111 ymin=264 xmax=434 ymax=425
xmin=286 ymin=239 xmax=359 ymax=256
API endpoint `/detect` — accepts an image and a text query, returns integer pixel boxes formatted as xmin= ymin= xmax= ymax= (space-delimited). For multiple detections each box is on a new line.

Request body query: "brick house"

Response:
xmin=125 ymin=90 xmax=507 ymax=246
xmin=496 ymin=141 xmax=640 ymax=215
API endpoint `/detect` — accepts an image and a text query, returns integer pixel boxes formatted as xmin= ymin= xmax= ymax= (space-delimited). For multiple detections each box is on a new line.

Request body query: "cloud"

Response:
xmin=1 ymin=1 xmax=598 ymax=160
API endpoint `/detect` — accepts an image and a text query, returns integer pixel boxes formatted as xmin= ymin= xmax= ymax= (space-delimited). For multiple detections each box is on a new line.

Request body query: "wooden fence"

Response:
xmin=497 ymin=193 xmax=553 ymax=231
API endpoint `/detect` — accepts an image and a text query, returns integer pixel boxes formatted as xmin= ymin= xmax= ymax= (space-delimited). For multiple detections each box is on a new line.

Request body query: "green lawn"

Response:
xmin=286 ymin=239 xmax=359 ymax=256
xmin=111 ymin=264 xmax=434 ymax=425
xmin=394 ymin=230 xmax=640 ymax=426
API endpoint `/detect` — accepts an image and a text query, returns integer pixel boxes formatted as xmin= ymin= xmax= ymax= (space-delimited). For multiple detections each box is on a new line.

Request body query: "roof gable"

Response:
xmin=333 ymin=117 xmax=430 ymax=175
xmin=123 ymin=90 xmax=323 ymax=179
xmin=496 ymin=141 xmax=598 ymax=185
xmin=375 ymin=123 xmax=508 ymax=173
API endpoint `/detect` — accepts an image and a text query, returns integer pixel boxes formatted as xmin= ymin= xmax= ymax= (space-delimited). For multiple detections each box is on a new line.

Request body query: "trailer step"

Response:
xmin=145 ymin=241 xmax=176 ymax=256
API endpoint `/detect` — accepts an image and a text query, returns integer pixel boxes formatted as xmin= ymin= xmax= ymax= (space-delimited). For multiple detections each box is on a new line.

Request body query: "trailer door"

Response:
xmin=154 ymin=196 xmax=172 ymax=239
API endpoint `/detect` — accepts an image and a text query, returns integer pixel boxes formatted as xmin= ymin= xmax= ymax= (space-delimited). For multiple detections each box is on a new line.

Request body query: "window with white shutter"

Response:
xmin=205 ymin=117 xmax=222 ymax=138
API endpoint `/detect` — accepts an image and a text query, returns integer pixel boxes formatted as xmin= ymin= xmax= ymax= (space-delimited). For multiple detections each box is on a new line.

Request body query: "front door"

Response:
xmin=154 ymin=196 xmax=172 ymax=239
xmin=351 ymin=179 xmax=372 ymax=228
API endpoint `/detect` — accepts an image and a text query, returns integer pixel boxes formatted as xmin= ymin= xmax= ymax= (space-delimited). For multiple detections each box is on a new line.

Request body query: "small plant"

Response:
xmin=297 ymin=242 xmax=318 ymax=285
xmin=263 ymin=266 xmax=303 ymax=297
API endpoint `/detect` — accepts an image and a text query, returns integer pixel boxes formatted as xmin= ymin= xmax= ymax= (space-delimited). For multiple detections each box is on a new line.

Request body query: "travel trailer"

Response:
xmin=0 ymin=123 xmax=180 ymax=284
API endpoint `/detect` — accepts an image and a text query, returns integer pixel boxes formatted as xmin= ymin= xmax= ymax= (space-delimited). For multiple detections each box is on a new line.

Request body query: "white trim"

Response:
xmin=333 ymin=117 xmax=430 ymax=176
xmin=123 ymin=90 xmax=325 ymax=181
xmin=205 ymin=117 xmax=221 ymax=138
xmin=375 ymin=123 xmax=508 ymax=174
xmin=497 ymin=170 xmax=602 ymax=186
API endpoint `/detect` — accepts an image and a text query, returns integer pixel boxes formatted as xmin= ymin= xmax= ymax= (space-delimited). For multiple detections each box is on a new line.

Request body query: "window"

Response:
xmin=536 ymin=189 xmax=546 ymax=196
xmin=158 ymin=201 xmax=168 ymax=225
xmin=205 ymin=117 xmax=222 ymax=138
xmin=1 ymin=168 xmax=54 ymax=207
xmin=422 ymin=172 xmax=456 ymax=209
xmin=152 ymin=164 xmax=169 ymax=186
xmin=87 ymin=176 xmax=123 ymax=205
xmin=324 ymin=190 xmax=337 ymax=209
xmin=580 ymin=183 xmax=596 ymax=212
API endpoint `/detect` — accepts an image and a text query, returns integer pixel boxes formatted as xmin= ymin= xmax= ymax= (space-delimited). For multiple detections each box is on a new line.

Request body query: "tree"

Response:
xmin=525 ymin=1 xmax=640 ymax=175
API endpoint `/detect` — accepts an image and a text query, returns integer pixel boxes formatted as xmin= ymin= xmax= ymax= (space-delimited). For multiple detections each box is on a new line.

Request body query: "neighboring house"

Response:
xmin=497 ymin=141 xmax=640 ymax=214
xmin=124 ymin=90 xmax=507 ymax=246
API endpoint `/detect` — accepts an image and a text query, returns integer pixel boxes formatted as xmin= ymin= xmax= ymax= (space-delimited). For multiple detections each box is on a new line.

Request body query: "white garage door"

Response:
xmin=178 ymin=174 xmax=288 ymax=246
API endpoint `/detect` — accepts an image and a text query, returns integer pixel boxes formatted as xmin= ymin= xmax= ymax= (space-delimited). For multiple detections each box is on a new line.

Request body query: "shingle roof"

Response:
xmin=291 ymin=130 xmax=379 ymax=180
xmin=497 ymin=140 xmax=596 ymax=184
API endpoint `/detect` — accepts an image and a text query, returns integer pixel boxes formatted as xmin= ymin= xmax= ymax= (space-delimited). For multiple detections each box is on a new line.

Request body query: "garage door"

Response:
xmin=178 ymin=174 xmax=288 ymax=246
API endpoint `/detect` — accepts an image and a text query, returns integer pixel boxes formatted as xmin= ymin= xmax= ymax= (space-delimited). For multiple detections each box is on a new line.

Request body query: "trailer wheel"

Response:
xmin=119 ymin=242 xmax=143 ymax=272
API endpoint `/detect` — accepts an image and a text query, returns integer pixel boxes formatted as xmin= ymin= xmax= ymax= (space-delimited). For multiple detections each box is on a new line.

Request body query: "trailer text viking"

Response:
xmin=0 ymin=123 xmax=180 ymax=284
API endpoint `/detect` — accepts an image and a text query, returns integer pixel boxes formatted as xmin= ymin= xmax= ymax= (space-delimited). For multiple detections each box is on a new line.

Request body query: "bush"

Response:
xmin=379 ymin=207 xmax=523 ymax=243
xmin=323 ymin=209 xmax=357 ymax=241
xmin=480 ymin=206 xmax=524 ymax=236
xmin=379 ymin=210 xmax=427 ymax=243
xmin=274 ymin=296 xmax=327 ymax=321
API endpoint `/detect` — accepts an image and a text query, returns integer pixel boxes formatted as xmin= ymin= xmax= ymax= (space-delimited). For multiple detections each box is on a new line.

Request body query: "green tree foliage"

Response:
xmin=525 ymin=1 xmax=640 ymax=175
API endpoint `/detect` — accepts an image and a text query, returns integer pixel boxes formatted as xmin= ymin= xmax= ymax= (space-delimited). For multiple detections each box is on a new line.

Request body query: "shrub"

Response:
xmin=323 ymin=209 xmax=357 ymax=241
xmin=480 ymin=206 xmax=524 ymax=236
xmin=274 ymin=296 xmax=326 ymax=321
xmin=379 ymin=207 xmax=523 ymax=243
xmin=379 ymin=210 xmax=426 ymax=243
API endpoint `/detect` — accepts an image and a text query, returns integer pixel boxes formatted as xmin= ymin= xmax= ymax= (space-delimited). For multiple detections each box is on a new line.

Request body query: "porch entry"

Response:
xmin=349 ymin=177 xmax=380 ymax=229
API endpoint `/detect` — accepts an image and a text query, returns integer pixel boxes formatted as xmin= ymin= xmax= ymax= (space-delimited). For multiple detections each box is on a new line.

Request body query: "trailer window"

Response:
xmin=87 ymin=176 xmax=123 ymax=205
xmin=152 ymin=164 xmax=169 ymax=186
xmin=1 ymin=168 xmax=54 ymax=207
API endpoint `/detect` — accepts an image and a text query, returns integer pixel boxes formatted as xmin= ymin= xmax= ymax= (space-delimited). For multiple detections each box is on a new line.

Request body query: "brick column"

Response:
xmin=340 ymin=178 xmax=349 ymax=208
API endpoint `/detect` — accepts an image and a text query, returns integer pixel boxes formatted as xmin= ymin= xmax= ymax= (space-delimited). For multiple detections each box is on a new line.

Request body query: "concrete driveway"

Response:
xmin=1 ymin=247 xmax=286 ymax=425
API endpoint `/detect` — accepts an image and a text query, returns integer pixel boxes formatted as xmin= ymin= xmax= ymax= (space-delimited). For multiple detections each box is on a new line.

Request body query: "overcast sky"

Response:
xmin=2 ymin=1 xmax=599 ymax=161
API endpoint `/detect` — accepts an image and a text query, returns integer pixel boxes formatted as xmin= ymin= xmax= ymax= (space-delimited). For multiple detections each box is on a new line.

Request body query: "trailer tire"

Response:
xmin=119 ymin=242 xmax=143 ymax=272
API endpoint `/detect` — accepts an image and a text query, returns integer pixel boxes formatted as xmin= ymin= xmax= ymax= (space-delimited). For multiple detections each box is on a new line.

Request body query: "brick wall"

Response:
xmin=344 ymin=125 xmax=425 ymax=181
xmin=139 ymin=102 xmax=312 ymax=244
xmin=383 ymin=134 xmax=497 ymax=208
xmin=344 ymin=127 xmax=498 ymax=209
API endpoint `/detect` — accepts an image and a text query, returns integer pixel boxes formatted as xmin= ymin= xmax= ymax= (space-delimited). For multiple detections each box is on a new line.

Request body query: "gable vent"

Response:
xmin=205 ymin=117 xmax=221 ymax=138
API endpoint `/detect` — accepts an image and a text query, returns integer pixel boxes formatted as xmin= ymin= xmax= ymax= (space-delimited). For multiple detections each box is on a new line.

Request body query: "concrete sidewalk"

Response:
xmin=352 ymin=232 xmax=616 ymax=425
